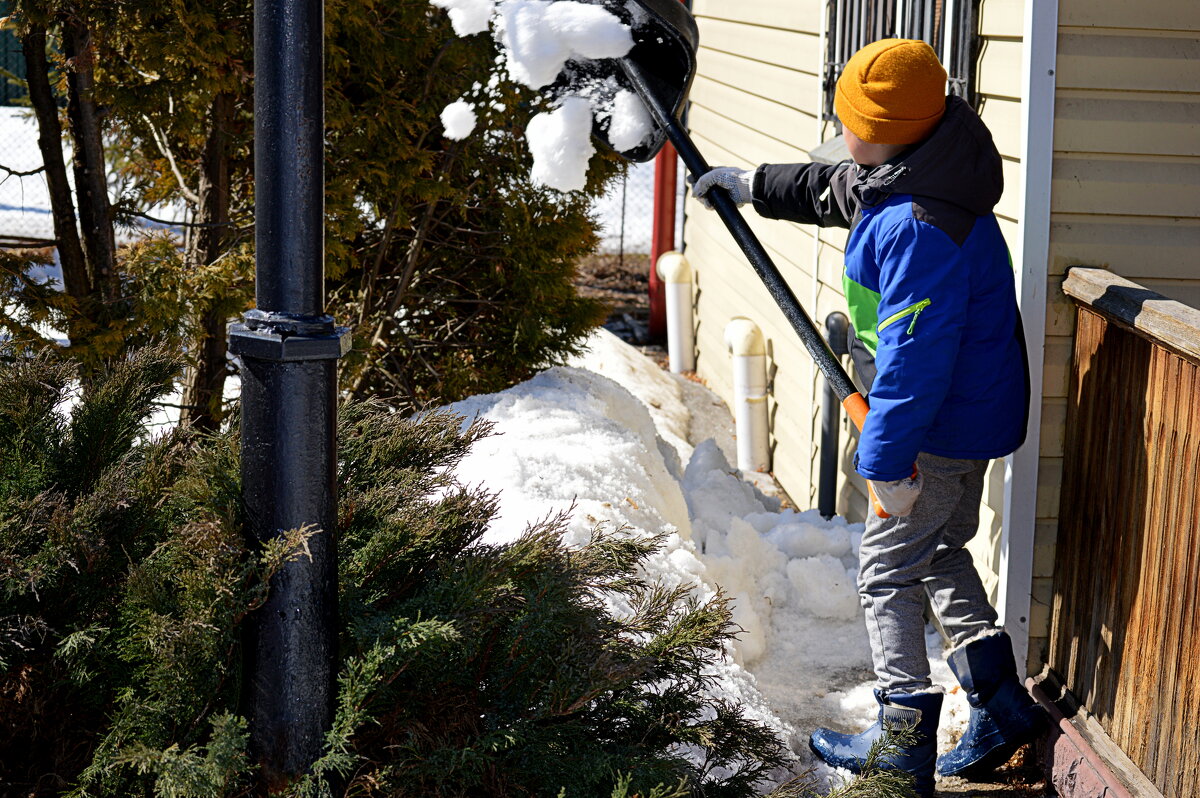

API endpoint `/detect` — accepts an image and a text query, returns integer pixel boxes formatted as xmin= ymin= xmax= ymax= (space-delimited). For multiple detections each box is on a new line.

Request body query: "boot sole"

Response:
xmin=938 ymin=715 xmax=1047 ymax=779
xmin=940 ymin=741 xmax=1024 ymax=780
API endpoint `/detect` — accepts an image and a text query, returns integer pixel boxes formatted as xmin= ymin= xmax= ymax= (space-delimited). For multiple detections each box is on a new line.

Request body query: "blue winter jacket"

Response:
xmin=749 ymin=96 xmax=1029 ymax=481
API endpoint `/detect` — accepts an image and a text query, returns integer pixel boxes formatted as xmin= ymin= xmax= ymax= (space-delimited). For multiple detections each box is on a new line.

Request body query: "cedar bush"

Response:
xmin=0 ymin=348 xmax=794 ymax=797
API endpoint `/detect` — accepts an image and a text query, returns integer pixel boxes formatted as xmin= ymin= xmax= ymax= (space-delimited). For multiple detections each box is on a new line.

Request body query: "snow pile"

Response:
xmin=447 ymin=329 xmax=972 ymax=786
xmin=428 ymin=0 xmax=655 ymax=192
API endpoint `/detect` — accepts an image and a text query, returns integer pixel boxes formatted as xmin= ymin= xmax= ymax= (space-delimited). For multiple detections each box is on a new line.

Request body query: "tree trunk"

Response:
xmin=179 ymin=92 xmax=234 ymax=432
xmin=21 ymin=26 xmax=89 ymax=301
xmin=63 ymin=21 xmax=117 ymax=302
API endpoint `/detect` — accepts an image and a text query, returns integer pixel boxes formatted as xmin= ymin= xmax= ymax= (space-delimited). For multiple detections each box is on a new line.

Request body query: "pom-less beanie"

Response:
xmin=835 ymin=38 xmax=948 ymax=145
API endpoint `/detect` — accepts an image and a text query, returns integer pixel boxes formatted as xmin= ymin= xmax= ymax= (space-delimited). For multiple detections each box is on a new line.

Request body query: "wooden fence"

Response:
xmin=1051 ymin=267 xmax=1200 ymax=797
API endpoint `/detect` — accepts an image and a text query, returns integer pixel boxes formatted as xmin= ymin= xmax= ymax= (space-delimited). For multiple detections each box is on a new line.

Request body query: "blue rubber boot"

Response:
xmin=937 ymin=630 xmax=1048 ymax=778
xmin=810 ymin=689 xmax=942 ymax=797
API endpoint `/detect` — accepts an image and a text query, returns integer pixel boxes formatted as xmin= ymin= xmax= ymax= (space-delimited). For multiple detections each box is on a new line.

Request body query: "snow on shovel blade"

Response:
xmin=559 ymin=0 xmax=698 ymax=163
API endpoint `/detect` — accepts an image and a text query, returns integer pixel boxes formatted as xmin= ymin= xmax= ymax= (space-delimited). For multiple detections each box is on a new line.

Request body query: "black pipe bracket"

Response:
xmin=229 ymin=312 xmax=350 ymax=363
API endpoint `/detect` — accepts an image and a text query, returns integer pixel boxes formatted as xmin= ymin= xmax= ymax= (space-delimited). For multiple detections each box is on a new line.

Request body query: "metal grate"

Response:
xmin=823 ymin=0 xmax=980 ymax=126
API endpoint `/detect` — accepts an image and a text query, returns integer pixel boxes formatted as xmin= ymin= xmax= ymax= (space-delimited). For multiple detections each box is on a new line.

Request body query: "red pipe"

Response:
xmin=649 ymin=142 xmax=677 ymax=341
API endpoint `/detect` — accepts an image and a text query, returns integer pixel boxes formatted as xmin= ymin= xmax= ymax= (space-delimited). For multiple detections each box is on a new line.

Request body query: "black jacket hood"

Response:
xmin=852 ymin=95 xmax=1004 ymax=216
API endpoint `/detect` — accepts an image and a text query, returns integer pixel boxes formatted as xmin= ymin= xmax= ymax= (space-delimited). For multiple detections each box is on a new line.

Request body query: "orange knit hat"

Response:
xmin=835 ymin=39 xmax=948 ymax=145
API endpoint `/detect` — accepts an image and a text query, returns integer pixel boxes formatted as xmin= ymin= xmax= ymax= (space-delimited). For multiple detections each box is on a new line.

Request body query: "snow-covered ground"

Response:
xmin=449 ymin=329 xmax=971 ymax=790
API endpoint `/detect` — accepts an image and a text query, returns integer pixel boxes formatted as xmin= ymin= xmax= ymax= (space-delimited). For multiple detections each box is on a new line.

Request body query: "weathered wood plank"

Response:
xmin=1052 ymin=283 xmax=1200 ymax=796
xmin=1062 ymin=267 xmax=1200 ymax=364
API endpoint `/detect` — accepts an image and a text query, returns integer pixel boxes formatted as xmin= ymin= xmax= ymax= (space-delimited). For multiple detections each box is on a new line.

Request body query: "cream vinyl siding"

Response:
xmin=1025 ymin=0 xmax=1200 ymax=662
xmin=684 ymin=0 xmax=837 ymax=510
xmin=682 ymin=0 xmax=1030 ymax=604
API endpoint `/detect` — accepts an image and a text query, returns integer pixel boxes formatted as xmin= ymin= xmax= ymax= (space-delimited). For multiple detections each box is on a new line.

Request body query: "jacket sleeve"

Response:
xmin=751 ymin=161 xmax=858 ymax=229
xmin=855 ymin=216 xmax=970 ymax=482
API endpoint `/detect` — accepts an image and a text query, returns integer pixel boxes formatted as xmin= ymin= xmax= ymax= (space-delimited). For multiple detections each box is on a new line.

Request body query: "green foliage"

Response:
xmin=0 ymin=346 xmax=263 ymax=795
xmin=321 ymin=0 xmax=612 ymax=406
xmin=1 ymin=351 xmax=792 ymax=797
xmin=2 ymin=0 xmax=611 ymax=416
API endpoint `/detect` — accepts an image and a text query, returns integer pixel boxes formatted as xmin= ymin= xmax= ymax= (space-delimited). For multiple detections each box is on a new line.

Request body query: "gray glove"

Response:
xmin=691 ymin=167 xmax=754 ymax=209
xmin=868 ymin=471 xmax=924 ymax=518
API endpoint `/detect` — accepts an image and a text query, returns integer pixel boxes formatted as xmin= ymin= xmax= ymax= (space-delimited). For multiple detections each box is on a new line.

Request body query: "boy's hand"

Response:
xmin=691 ymin=167 xmax=754 ymax=209
xmin=868 ymin=471 xmax=923 ymax=517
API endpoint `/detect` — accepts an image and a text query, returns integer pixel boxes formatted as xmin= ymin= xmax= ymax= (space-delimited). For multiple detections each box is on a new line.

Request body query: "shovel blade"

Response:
xmin=570 ymin=0 xmax=699 ymax=162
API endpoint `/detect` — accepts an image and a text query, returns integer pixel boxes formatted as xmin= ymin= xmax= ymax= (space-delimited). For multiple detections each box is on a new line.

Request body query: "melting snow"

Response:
xmin=448 ymin=329 xmax=972 ymax=790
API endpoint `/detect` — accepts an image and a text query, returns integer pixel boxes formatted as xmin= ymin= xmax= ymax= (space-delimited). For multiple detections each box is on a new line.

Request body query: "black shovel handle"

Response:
xmin=618 ymin=63 xmax=858 ymax=404
xmin=621 ymin=59 xmax=894 ymax=517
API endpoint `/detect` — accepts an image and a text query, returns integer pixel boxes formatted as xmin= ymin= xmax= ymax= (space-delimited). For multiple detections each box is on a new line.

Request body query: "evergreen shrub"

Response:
xmin=0 ymin=349 xmax=793 ymax=797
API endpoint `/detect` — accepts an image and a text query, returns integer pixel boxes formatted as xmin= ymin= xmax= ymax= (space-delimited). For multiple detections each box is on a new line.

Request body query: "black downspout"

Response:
xmin=228 ymin=0 xmax=349 ymax=786
xmin=819 ymin=312 xmax=850 ymax=520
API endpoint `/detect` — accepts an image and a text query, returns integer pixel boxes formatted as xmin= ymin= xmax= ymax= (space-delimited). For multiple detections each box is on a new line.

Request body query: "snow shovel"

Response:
xmin=595 ymin=0 xmax=892 ymax=517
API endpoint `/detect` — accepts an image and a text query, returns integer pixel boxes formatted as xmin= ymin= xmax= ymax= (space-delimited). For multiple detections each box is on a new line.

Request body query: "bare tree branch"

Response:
xmin=142 ymin=113 xmax=200 ymax=206
xmin=0 ymin=163 xmax=47 ymax=179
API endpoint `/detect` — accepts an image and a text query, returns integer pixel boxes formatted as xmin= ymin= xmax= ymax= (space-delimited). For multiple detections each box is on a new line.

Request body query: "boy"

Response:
xmin=692 ymin=39 xmax=1044 ymax=794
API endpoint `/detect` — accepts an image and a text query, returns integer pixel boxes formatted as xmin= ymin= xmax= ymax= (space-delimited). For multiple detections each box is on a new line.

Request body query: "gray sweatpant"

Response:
xmin=858 ymin=452 xmax=999 ymax=693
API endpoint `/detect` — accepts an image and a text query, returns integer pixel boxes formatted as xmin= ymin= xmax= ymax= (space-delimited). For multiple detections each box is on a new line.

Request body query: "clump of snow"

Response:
xmin=445 ymin=329 xmax=973 ymax=787
xmin=427 ymin=0 xmax=650 ymax=192
xmin=605 ymin=89 xmax=653 ymax=152
xmin=429 ymin=0 xmax=495 ymax=36
xmin=440 ymin=99 xmax=478 ymax=140
xmin=497 ymin=0 xmax=634 ymax=89
xmin=525 ymin=96 xmax=595 ymax=192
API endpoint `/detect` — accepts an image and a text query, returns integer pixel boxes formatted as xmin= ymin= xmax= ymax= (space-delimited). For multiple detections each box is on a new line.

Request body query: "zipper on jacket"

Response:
xmin=878 ymin=298 xmax=932 ymax=335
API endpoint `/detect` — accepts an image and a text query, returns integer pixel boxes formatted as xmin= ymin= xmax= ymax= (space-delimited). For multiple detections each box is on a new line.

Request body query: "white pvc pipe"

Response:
xmin=724 ymin=318 xmax=770 ymax=473
xmin=657 ymin=251 xmax=694 ymax=373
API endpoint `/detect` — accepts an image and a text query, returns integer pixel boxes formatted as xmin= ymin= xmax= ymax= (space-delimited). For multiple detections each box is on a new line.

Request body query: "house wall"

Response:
xmin=1025 ymin=0 xmax=1200 ymax=668
xmin=682 ymin=1 xmax=1027 ymax=606
xmin=683 ymin=0 xmax=839 ymax=523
